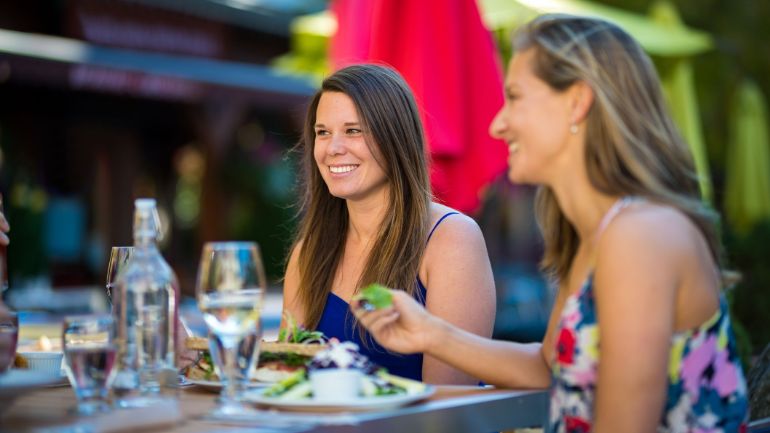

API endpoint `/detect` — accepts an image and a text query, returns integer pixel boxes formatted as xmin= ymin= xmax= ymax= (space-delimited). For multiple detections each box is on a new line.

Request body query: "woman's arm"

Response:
xmin=356 ymin=290 xmax=553 ymax=388
xmin=592 ymin=207 xmax=697 ymax=433
xmin=427 ymin=275 xmax=570 ymax=387
xmin=419 ymin=213 xmax=496 ymax=384
xmin=280 ymin=241 xmax=306 ymax=329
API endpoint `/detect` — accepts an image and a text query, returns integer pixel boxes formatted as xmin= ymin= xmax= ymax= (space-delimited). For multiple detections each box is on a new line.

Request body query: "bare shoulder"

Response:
xmin=598 ymin=201 xmax=702 ymax=259
xmin=421 ymin=202 xmax=490 ymax=280
xmin=421 ymin=204 xmax=495 ymax=341
xmin=427 ymin=202 xmax=484 ymax=243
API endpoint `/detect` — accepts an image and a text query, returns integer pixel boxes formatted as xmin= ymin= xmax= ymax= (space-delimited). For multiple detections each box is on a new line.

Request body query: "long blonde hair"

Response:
xmin=292 ymin=64 xmax=432 ymax=330
xmin=515 ymin=15 xmax=722 ymax=282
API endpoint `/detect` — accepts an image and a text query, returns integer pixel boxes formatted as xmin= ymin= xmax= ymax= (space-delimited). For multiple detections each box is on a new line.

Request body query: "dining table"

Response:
xmin=1 ymin=381 xmax=548 ymax=433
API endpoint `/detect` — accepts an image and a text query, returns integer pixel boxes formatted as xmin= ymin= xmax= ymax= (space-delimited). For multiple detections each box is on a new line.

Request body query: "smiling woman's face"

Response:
xmin=489 ymin=49 xmax=575 ymax=186
xmin=313 ymin=91 xmax=389 ymax=202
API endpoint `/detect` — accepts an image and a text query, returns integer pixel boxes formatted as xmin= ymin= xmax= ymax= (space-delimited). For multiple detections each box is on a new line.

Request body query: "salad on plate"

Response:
xmin=257 ymin=341 xmax=429 ymax=402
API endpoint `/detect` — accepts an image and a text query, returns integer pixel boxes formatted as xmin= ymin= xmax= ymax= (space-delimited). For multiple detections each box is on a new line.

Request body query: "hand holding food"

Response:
xmin=352 ymin=283 xmax=393 ymax=311
xmin=352 ymin=289 xmax=436 ymax=355
xmin=0 ymin=207 xmax=9 ymax=246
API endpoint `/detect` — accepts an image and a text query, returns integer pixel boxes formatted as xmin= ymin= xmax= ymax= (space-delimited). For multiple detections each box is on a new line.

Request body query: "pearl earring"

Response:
xmin=570 ymin=124 xmax=578 ymax=134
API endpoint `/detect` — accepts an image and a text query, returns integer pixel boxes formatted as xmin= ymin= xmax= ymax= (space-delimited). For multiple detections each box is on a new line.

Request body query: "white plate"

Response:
xmin=243 ymin=385 xmax=435 ymax=412
xmin=187 ymin=378 xmax=271 ymax=392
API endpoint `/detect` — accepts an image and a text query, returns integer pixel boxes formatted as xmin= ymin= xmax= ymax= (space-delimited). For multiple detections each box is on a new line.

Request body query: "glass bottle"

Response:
xmin=114 ymin=198 xmax=179 ymax=403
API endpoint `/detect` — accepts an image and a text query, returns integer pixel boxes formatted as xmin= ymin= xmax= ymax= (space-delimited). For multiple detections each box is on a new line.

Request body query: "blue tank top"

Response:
xmin=315 ymin=212 xmax=458 ymax=380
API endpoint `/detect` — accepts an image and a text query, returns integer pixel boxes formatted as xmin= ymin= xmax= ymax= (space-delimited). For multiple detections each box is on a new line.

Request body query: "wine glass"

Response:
xmin=62 ymin=314 xmax=118 ymax=415
xmin=105 ymin=246 xmax=133 ymax=307
xmin=196 ymin=242 xmax=265 ymax=417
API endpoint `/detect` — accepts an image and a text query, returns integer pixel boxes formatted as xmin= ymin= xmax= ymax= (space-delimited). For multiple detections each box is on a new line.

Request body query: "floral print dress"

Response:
xmin=548 ymin=200 xmax=749 ymax=433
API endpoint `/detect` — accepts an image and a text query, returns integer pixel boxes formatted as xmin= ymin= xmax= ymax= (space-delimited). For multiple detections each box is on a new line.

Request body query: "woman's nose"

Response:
xmin=489 ymin=107 xmax=507 ymax=139
xmin=327 ymin=133 xmax=346 ymax=155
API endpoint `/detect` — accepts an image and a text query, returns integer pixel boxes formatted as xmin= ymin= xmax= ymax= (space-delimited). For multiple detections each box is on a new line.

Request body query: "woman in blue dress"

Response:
xmin=281 ymin=64 xmax=496 ymax=384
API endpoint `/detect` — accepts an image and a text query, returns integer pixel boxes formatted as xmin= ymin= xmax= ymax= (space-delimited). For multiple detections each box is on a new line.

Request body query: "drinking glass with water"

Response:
xmin=62 ymin=314 xmax=117 ymax=415
xmin=196 ymin=241 xmax=265 ymax=417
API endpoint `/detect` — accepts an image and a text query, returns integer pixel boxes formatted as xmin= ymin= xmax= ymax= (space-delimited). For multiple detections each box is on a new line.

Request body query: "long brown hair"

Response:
xmin=514 ymin=15 xmax=723 ymax=282
xmin=292 ymin=64 xmax=432 ymax=330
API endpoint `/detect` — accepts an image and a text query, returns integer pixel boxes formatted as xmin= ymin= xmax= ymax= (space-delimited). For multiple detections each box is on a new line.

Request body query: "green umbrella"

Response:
xmin=479 ymin=0 xmax=712 ymax=57
xmin=271 ymin=11 xmax=334 ymax=84
xmin=480 ymin=0 xmax=714 ymax=201
xmin=650 ymin=0 xmax=712 ymax=202
xmin=725 ymin=80 xmax=770 ymax=234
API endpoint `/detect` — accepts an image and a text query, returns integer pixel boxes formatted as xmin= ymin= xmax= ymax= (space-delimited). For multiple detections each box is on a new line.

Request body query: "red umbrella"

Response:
xmin=331 ymin=0 xmax=508 ymax=214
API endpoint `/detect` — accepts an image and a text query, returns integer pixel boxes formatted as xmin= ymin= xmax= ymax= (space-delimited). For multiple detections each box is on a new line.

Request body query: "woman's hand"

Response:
xmin=0 ymin=211 xmax=9 ymax=246
xmin=352 ymin=290 xmax=440 ymax=355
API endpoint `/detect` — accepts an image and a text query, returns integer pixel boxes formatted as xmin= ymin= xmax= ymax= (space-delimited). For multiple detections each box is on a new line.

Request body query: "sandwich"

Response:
xmin=183 ymin=317 xmax=328 ymax=383
xmin=183 ymin=337 xmax=327 ymax=383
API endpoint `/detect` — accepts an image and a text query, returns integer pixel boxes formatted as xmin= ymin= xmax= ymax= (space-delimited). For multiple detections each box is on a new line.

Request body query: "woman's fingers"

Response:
xmin=390 ymin=290 xmax=416 ymax=310
xmin=0 ymin=213 xmax=9 ymax=246
xmin=366 ymin=310 xmax=400 ymax=336
xmin=353 ymin=305 xmax=394 ymax=327
xmin=0 ymin=214 xmax=9 ymax=233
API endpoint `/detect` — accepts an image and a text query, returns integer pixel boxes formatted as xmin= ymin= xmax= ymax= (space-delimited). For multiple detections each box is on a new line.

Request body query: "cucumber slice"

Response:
xmin=277 ymin=381 xmax=313 ymax=400
xmin=377 ymin=371 xmax=427 ymax=394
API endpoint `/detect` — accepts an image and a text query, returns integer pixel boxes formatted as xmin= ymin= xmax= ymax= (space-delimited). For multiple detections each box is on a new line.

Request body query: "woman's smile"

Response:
xmin=328 ymin=164 xmax=360 ymax=175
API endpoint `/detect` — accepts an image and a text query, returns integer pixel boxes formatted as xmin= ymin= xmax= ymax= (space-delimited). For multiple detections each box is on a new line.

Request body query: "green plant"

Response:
xmin=725 ymin=220 xmax=770 ymax=361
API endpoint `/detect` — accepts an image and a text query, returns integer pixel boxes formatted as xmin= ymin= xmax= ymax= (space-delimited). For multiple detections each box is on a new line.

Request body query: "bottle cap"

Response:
xmin=133 ymin=198 xmax=161 ymax=241
xmin=135 ymin=198 xmax=157 ymax=210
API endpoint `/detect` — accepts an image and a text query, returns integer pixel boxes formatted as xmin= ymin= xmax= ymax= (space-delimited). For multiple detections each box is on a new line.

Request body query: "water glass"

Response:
xmin=62 ymin=314 xmax=117 ymax=415
xmin=196 ymin=242 xmax=265 ymax=417
xmin=207 ymin=325 xmax=261 ymax=393
xmin=105 ymin=246 xmax=133 ymax=307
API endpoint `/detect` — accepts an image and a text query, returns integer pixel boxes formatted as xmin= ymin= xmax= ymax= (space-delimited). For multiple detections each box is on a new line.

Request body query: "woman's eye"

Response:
xmin=505 ymin=92 xmax=519 ymax=101
xmin=347 ymin=128 xmax=362 ymax=134
xmin=315 ymin=129 xmax=329 ymax=136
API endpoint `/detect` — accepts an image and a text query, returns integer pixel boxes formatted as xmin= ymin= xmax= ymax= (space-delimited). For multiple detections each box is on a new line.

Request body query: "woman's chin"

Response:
xmin=506 ymin=168 xmax=527 ymax=185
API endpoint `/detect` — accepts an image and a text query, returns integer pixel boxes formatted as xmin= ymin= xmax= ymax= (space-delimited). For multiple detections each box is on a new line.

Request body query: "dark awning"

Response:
xmin=0 ymin=27 xmax=316 ymax=106
xmin=125 ymin=0 xmax=328 ymax=36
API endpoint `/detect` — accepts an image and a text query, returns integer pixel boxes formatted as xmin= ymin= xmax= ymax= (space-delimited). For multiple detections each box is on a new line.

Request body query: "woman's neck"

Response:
xmin=549 ymin=171 xmax=619 ymax=243
xmin=345 ymin=191 xmax=389 ymax=244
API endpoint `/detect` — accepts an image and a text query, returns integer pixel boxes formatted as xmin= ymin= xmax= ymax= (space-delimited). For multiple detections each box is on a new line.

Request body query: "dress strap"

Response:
xmin=593 ymin=196 xmax=639 ymax=245
xmin=427 ymin=212 xmax=459 ymax=243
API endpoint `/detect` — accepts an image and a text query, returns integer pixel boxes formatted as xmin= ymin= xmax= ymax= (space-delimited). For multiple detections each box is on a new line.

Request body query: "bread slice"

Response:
xmin=184 ymin=336 xmax=327 ymax=356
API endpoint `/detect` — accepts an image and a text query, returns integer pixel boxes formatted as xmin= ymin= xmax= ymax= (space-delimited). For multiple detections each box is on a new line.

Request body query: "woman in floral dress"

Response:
xmin=355 ymin=14 xmax=749 ymax=433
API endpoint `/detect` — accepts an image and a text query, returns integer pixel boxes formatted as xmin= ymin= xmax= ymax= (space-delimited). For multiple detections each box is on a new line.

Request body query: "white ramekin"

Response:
xmin=19 ymin=352 xmax=64 ymax=376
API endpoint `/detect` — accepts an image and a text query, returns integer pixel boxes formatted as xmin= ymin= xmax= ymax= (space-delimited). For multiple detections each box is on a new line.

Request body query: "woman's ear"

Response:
xmin=569 ymin=81 xmax=594 ymax=125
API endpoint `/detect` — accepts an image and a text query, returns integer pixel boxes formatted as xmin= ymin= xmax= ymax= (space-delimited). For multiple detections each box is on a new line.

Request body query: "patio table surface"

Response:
xmin=2 ymin=382 xmax=548 ymax=432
